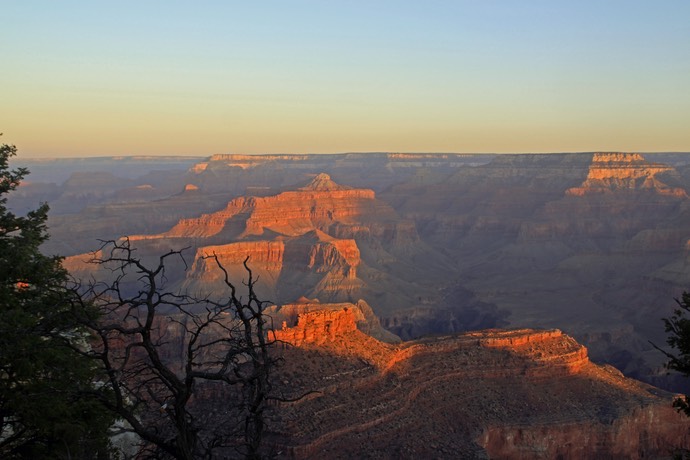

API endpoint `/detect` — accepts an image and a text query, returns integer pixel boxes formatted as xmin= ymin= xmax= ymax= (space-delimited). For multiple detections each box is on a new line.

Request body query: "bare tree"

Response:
xmin=72 ymin=238 xmax=276 ymax=459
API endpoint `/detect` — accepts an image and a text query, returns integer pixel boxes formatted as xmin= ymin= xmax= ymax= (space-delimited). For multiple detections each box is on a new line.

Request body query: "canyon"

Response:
xmin=41 ymin=152 xmax=690 ymax=391
xmin=12 ymin=151 xmax=690 ymax=453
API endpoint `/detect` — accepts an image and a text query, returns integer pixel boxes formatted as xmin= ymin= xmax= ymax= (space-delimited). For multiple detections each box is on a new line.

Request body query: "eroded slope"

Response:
xmin=266 ymin=310 xmax=690 ymax=459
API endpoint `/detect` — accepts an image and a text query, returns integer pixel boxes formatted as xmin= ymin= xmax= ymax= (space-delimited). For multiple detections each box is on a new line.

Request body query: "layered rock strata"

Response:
xmin=134 ymin=173 xmax=392 ymax=241
xmin=567 ymin=152 xmax=686 ymax=197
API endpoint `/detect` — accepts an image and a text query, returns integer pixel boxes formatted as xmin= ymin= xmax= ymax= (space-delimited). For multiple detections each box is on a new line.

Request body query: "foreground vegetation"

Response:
xmin=1 ymin=141 xmax=274 ymax=459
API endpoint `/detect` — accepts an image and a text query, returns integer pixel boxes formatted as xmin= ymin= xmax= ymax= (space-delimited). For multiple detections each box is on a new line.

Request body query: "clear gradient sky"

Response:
xmin=2 ymin=1 xmax=689 ymax=157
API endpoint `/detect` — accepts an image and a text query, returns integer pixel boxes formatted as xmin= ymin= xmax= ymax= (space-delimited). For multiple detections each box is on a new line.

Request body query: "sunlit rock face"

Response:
xmin=135 ymin=173 xmax=390 ymax=241
xmin=271 ymin=306 xmax=359 ymax=347
xmin=65 ymin=173 xmax=415 ymax=307
xmin=519 ymin=152 xmax=688 ymax=244
xmin=267 ymin=299 xmax=400 ymax=345
xmin=265 ymin=320 xmax=690 ymax=459
xmin=567 ymin=152 xmax=686 ymax=197
xmin=377 ymin=152 xmax=690 ymax=391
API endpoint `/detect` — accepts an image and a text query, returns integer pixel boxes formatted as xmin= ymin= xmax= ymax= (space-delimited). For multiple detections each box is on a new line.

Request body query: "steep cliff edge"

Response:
xmin=116 ymin=173 xmax=431 ymax=309
xmin=520 ymin=152 xmax=689 ymax=243
xmin=267 ymin=320 xmax=690 ymax=459
xmin=179 ymin=230 xmax=365 ymax=304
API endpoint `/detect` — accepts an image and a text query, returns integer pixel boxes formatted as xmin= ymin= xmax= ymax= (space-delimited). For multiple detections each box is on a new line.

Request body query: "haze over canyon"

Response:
xmin=11 ymin=151 xmax=690 ymax=457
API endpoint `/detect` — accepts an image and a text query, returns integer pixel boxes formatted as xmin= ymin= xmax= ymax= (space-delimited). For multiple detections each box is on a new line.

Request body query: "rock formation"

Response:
xmin=566 ymin=152 xmax=686 ymax=197
xmin=25 ymin=151 xmax=690 ymax=393
xmin=267 ymin=299 xmax=400 ymax=344
xmin=265 ymin=316 xmax=690 ymax=459
xmin=271 ymin=307 xmax=359 ymax=347
xmin=177 ymin=229 xmax=364 ymax=303
xmin=378 ymin=152 xmax=690 ymax=390
xmin=144 ymin=173 xmax=389 ymax=241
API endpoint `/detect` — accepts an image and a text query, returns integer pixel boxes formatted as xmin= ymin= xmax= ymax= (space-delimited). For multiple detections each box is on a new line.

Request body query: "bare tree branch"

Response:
xmin=72 ymin=240 xmax=279 ymax=459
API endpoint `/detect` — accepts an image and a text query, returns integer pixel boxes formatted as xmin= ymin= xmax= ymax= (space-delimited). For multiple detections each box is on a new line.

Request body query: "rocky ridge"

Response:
xmin=266 ymin=307 xmax=690 ymax=459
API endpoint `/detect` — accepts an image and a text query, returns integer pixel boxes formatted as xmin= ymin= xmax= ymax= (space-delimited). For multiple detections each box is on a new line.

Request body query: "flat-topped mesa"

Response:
xmin=268 ymin=299 xmax=401 ymax=344
xmin=381 ymin=329 xmax=591 ymax=380
xmin=269 ymin=324 xmax=689 ymax=458
xmin=183 ymin=241 xmax=284 ymax=294
xmin=566 ymin=152 xmax=686 ymax=197
xmin=185 ymin=234 xmax=360 ymax=275
xmin=181 ymin=232 xmax=364 ymax=304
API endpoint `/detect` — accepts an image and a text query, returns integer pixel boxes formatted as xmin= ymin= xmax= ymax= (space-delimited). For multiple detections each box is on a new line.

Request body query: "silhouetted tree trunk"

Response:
xmin=72 ymin=238 xmax=276 ymax=459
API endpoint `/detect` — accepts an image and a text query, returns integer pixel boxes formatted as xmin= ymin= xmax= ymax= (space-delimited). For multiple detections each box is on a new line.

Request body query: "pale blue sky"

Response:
xmin=2 ymin=1 xmax=689 ymax=157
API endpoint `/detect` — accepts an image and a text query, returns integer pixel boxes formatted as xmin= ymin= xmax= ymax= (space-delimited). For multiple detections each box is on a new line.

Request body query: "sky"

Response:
xmin=2 ymin=1 xmax=689 ymax=158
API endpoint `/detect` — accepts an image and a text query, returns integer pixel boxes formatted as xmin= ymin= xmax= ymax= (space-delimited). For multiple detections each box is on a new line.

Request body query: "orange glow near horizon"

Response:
xmin=2 ymin=3 xmax=689 ymax=158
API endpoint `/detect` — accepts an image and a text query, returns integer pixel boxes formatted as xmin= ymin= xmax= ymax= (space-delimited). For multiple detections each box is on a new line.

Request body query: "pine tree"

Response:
xmin=0 ymin=141 xmax=111 ymax=458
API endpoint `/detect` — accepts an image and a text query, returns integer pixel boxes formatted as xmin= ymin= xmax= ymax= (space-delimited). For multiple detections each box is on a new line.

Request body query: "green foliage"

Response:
xmin=662 ymin=291 xmax=690 ymax=417
xmin=0 ymin=141 xmax=112 ymax=458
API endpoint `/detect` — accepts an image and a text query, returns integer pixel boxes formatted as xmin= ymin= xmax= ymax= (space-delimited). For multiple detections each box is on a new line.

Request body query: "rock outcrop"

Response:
xmin=267 ymin=299 xmax=400 ymax=345
xmin=271 ymin=307 xmax=359 ymax=347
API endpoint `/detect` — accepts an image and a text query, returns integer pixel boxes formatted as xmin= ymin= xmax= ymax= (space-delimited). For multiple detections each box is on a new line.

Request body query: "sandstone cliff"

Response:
xmin=377 ymin=152 xmax=690 ymax=391
xmin=115 ymin=173 xmax=432 ymax=310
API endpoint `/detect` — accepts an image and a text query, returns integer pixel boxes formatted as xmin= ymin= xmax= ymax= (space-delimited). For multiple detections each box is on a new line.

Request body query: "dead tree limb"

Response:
xmin=72 ymin=238 xmax=278 ymax=459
